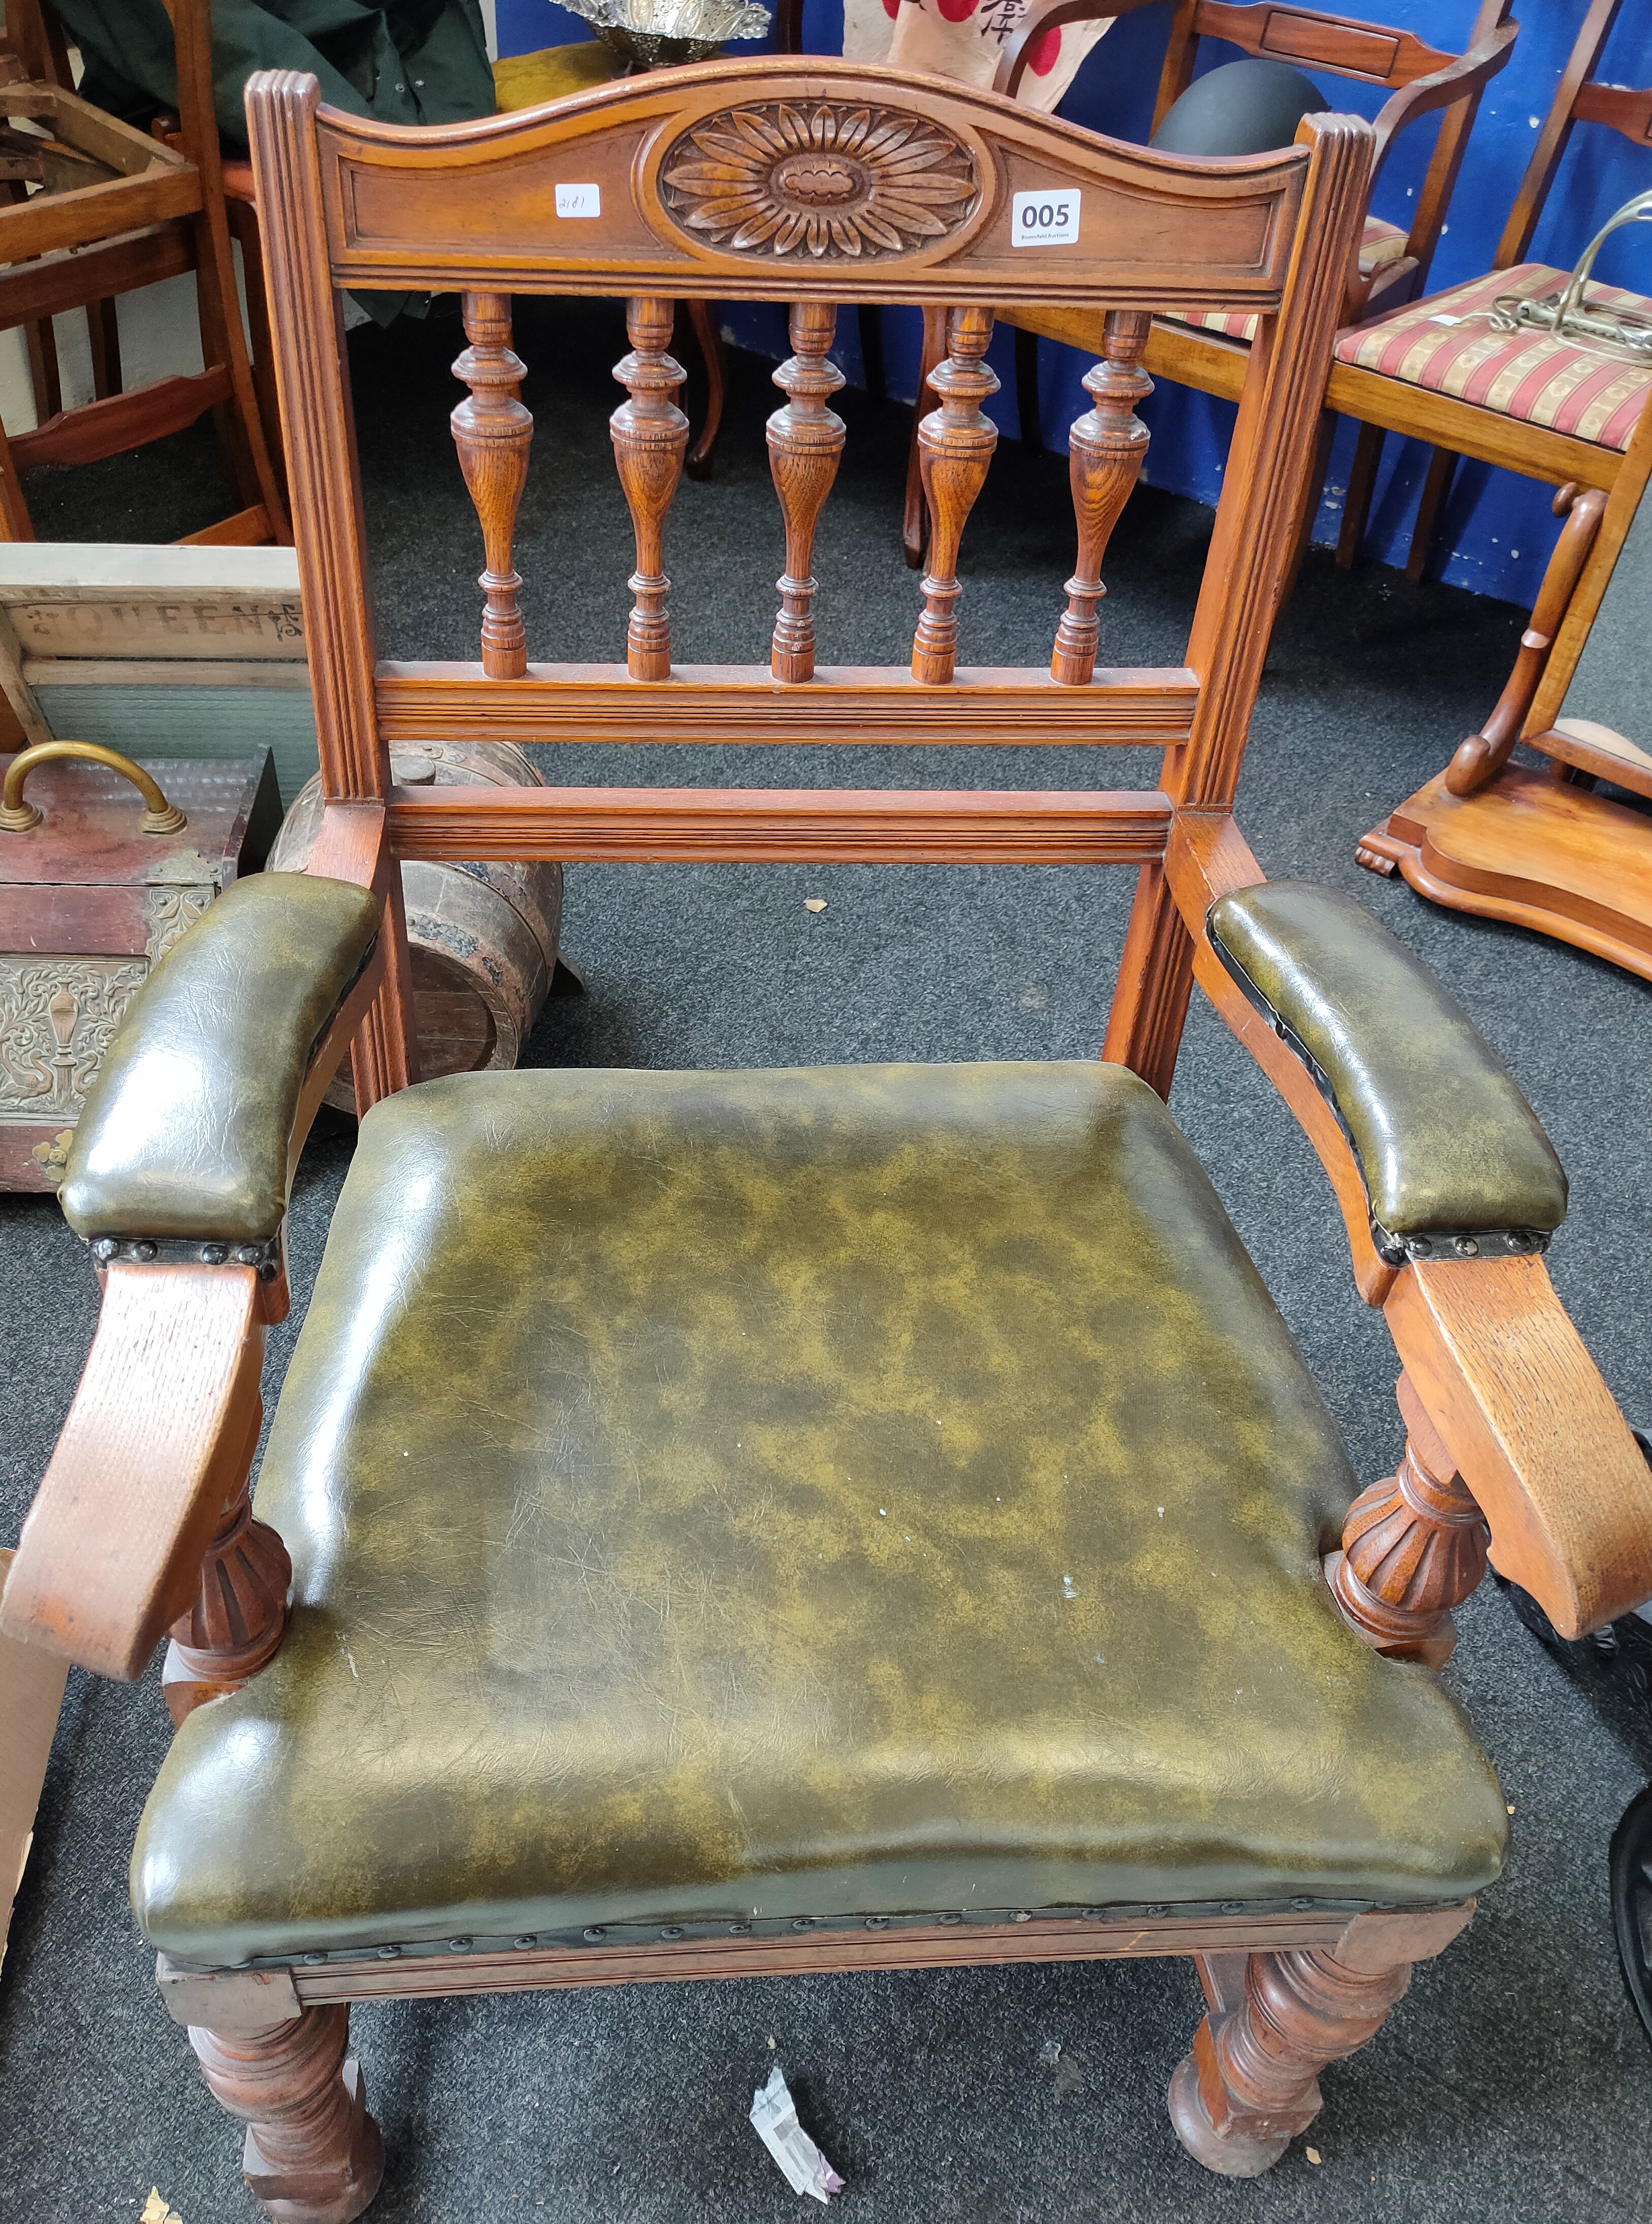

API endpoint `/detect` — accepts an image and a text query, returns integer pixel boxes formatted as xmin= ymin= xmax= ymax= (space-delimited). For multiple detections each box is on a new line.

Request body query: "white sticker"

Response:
xmin=555 ymin=182 xmax=600 ymax=219
xmin=1012 ymin=188 xmax=1080 ymax=247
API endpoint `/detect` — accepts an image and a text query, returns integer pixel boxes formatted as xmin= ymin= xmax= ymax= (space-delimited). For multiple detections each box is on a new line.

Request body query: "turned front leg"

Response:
xmin=1327 ymin=1371 xmax=1488 ymax=1670
xmin=1169 ymin=1946 xmax=1410 ymax=2177
xmin=192 ymin=2005 xmax=383 ymax=2224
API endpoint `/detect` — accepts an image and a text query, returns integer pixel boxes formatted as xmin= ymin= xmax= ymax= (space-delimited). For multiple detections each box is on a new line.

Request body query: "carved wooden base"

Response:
xmin=1168 ymin=1946 xmax=1410 ymax=2176
xmin=191 ymin=2006 xmax=384 ymax=2224
xmin=1326 ymin=1374 xmax=1487 ymax=1671
xmin=1358 ymin=765 xmax=1652 ymax=985
xmin=163 ymin=1485 xmax=292 ymax=1726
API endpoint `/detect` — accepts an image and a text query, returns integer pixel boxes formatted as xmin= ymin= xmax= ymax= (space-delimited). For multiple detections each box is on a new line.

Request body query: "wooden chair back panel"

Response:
xmin=1175 ymin=3 xmax=1455 ymax=91
xmin=245 ymin=62 xmax=1370 ymax=1106
xmin=307 ymin=65 xmax=1309 ymax=317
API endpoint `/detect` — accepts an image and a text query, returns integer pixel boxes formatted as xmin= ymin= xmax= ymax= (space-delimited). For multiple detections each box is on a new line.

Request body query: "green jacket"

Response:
xmin=51 ymin=0 xmax=495 ymax=149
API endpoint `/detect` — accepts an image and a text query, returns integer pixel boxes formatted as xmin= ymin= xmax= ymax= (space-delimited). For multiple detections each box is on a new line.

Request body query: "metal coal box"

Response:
xmin=0 ymin=744 xmax=279 ymax=1190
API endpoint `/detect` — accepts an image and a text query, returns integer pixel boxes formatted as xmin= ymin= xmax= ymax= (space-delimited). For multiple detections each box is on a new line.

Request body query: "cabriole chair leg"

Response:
xmin=1168 ymin=1946 xmax=1410 ymax=2177
xmin=190 ymin=2004 xmax=384 ymax=2224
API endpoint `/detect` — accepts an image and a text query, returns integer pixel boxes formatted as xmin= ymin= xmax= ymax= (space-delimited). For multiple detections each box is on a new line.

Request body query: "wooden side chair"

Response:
xmin=998 ymin=0 xmax=1519 ymax=572
xmin=6 ymin=58 xmax=1651 ymax=2218
xmin=1327 ymin=0 xmax=1651 ymax=584
xmin=0 ymin=0 xmax=287 ymax=544
xmin=1358 ymin=443 xmax=1652 ymax=979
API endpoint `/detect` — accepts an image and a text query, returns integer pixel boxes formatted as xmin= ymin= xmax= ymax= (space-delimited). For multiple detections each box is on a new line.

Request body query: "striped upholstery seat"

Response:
xmin=1173 ymin=214 xmax=1409 ymax=344
xmin=1332 ymin=263 xmax=1652 ymax=452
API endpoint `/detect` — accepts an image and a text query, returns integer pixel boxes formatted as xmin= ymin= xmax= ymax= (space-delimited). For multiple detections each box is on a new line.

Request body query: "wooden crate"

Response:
xmin=0 ymin=544 xmax=317 ymax=802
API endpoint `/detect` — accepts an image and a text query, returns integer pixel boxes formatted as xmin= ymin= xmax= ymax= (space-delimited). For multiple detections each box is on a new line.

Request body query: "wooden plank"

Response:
xmin=179 ymin=505 xmax=274 ymax=549
xmin=1194 ymin=2 xmax=1451 ymax=85
xmin=0 ymin=543 xmax=301 ymax=600
xmin=282 ymin=1902 xmax=1473 ymax=2006
xmin=10 ymin=367 xmax=231 ymax=474
xmin=0 ymin=84 xmax=193 ymax=182
xmin=0 ymin=223 xmax=194 ymax=327
xmin=24 ymin=659 xmax=309 ymax=688
xmin=273 ymin=61 xmax=1309 ymax=310
xmin=387 ymin=783 xmax=1172 ymax=863
xmin=375 ymin=664 xmax=1200 ymax=749
xmin=0 ymin=162 xmax=199 ymax=265
xmin=1324 ymin=358 xmax=1622 ymax=489
xmin=0 ymin=1265 xmax=266 ymax=1681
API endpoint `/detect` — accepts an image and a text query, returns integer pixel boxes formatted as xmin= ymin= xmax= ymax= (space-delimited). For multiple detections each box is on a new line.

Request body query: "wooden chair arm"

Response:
xmin=1168 ymin=816 xmax=1652 ymax=1640
xmin=1385 ymin=1256 xmax=1652 ymax=1637
xmin=0 ymin=1263 xmax=265 ymax=1677
xmin=994 ymin=0 xmax=1165 ymax=102
xmin=1368 ymin=21 xmax=1518 ymax=181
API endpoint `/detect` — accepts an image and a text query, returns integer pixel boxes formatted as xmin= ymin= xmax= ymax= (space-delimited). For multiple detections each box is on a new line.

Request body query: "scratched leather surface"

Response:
xmin=1209 ymin=883 xmax=1567 ymax=1240
xmin=133 ymin=1063 xmax=1507 ymax=1964
xmin=60 ymin=873 xmax=379 ymax=1244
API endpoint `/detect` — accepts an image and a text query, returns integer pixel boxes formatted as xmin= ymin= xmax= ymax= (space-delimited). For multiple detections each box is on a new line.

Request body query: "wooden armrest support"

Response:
xmin=1385 ymin=1255 xmax=1652 ymax=1637
xmin=0 ymin=1264 xmax=265 ymax=1678
xmin=1168 ymin=815 xmax=1400 ymax=1301
xmin=1368 ymin=23 xmax=1518 ymax=177
xmin=1170 ymin=819 xmax=1652 ymax=1642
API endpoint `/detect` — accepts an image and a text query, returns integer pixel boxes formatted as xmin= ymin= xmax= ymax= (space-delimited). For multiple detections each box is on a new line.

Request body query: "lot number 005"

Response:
xmin=1011 ymin=189 xmax=1081 ymax=247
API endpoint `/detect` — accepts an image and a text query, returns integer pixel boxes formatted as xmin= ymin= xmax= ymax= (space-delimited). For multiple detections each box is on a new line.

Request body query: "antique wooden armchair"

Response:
xmin=6 ymin=58 xmax=1652 ymax=2219
xmin=997 ymin=0 xmax=1519 ymax=572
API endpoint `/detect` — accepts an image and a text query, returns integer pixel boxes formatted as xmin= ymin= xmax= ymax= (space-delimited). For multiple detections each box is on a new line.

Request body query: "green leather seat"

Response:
xmin=133 ymin=1061 xmax=1508 ymax=1969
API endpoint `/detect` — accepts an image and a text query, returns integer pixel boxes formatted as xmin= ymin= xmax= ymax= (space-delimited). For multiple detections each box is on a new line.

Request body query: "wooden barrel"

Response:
xmin=268 ymin=740 xmax=563 ymax=1112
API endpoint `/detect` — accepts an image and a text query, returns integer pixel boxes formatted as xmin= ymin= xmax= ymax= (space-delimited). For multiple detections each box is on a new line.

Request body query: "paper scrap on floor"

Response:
xmin=750 ymin=2063 xmax=846 ymax=2204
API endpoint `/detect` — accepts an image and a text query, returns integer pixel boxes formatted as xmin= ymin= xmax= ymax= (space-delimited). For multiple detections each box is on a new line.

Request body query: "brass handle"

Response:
xmin=0 ymin=740 xmax=187 ymax=835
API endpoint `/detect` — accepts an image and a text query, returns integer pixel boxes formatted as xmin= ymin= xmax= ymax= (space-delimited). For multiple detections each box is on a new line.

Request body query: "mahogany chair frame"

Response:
xmin=1332 ymin=0 xmax=1650 ymax=587
xmin=0 ymin=0 xmax=287 ymax=545
xmin=988 ymin=0 xmax=1518 ymax=577
xmin=7 ymin=58 xmax=1652 ymax=2213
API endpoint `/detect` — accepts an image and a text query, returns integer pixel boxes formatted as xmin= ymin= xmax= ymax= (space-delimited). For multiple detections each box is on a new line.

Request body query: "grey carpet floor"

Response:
xmin=2 ymin=297 xmax=1649 ymax=2222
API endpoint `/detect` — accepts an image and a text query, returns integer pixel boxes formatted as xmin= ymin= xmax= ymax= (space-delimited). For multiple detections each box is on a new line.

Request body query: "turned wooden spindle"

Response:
xmin=911 ymin=305 xmax=999 ymax=687
xmin=1169 ymin=1947 xmax=1412 ymax=2177
xmin=1325 ymin=1371 xmax=1488 ymax=1671
xmin=162 ymin=1451 xmax=293 ymax=1729
xmin=192 ymin=2006 xmax=384 ymax=2221
xmin=1052 ymin=310 xmax=1152 ymax=686
xmin=611 ymin=296 xmax=688 ymax=683
xmin=767 ymin=301 xmax=847 ymax=685
xmin=450 ymin=292 xmax=532 ymax=680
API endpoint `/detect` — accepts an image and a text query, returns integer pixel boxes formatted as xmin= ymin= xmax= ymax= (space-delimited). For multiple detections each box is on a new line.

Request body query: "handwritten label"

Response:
xmin=555 ymin=182 xmax=601 ymax=219
xmin=1011 ymin=189 xmax=1080 ymax=247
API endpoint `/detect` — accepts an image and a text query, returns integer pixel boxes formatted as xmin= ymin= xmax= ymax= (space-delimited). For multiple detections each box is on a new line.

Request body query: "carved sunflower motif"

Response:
xmin=661 ymin=102 xmax=978 ymax=259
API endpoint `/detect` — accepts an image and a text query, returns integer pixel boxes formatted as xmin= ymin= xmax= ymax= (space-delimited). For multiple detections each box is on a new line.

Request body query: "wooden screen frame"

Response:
xmin=246 ymin=60 xmax=1372 ymax=1107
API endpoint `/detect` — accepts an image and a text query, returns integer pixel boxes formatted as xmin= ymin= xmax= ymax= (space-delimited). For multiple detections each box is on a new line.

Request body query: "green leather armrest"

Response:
xmin=59 ymin=873 xmax=379 ymax=1249
xmin=1207 ymin=882 xmax=1567 ymax=1263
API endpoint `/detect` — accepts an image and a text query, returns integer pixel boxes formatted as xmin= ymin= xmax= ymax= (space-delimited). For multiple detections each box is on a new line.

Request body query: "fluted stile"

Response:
xmin=611 ymin=298 xmax=688 ymax=682
xmin=450 ymin=292 xmax=533 ymax=679
xmin=767 ymin=302 xmax=847 ymax=683
xmin=1053 ymin=310 xmax=1153 ymax=686
xmin=911 ymin=306 xmax=998 ymax=686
